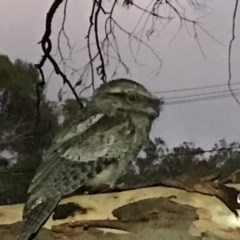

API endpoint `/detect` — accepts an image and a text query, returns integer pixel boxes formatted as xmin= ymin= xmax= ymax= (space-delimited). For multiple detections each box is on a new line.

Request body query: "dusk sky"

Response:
xmin=0 ymin=0 xmax=240 ymax=149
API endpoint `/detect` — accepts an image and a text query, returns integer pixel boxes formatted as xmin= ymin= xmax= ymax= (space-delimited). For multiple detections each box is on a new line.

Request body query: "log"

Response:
xmin=1 ymin=186 xmax=240 ymax=240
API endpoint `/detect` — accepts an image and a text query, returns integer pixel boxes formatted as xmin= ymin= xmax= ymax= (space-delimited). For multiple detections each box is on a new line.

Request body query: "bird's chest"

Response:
xmin=88 ymin=163 xmax=124 ymax=189
xmin=88 ymin=127 xmax=147 ymax=188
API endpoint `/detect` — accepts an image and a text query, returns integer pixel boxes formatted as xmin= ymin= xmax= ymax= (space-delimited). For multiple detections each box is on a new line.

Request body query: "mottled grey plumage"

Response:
xmin=17 ymin=78 xmax=161 ymax=240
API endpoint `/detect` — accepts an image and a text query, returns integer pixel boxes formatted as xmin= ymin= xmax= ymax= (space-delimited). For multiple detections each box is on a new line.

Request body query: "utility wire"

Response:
xmin=164 ymin=91 xmax=240 ymax=105
xmin=153 ymin=82 xmax=240 ymax=94
xmin=163 ymin=88 xmax=240 ymax=100
xmin=151 ymin=83 xmax=240 ymax=105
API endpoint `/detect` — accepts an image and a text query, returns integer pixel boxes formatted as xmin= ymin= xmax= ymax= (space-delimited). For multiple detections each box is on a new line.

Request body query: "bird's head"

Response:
xmin=91 ymin=78 xmax=161 ymax=119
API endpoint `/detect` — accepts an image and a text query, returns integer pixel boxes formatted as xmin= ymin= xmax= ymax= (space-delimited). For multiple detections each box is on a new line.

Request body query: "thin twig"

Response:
xmin=228 ymin=0 xmax=240 ymax=106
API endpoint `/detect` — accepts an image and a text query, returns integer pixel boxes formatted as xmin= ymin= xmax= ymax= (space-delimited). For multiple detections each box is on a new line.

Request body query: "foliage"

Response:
xmin=139 ymin=138 xmax=240 ymax=181
xmin=60 ymin=99 xmax=86 ymax=127
xmin=119 ymin=137 xmax=240 ymax=188
xmin=0 ymin=55 xmax=58 ymax=171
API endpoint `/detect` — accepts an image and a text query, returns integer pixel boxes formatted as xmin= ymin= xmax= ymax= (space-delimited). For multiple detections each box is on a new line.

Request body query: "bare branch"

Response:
xmin=37 ymin=0 xmax=224 ymax=100
xmin=228 ymin=0 xmax=240 ymax=106
xmin=86 ymin=1 xmax=97 ymax=90
xmin=35 ymin=0 xmax=82 ymax=108
xmin=94 ymin=0 xmax=107 ymax=83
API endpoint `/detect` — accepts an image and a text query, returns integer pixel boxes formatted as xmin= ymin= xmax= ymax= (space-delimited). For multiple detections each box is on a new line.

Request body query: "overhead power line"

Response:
xmin=164 ymin=88 xmax=240 ymax=101
xmin=151 ymin=82 xmax=240 ymax=106
xmin=153 ymin=82 xmax=240 ymax=94
xmin=164 ymin=91 xmax=240 ymax=105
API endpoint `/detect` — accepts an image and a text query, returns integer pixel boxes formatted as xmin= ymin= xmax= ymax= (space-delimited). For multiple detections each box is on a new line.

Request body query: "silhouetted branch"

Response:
xmin=94 ymin=0 xmax=107 ymax=83
xmin=228 ymin=0 xmax=240 ymax=106
xmin=35 ymin=0 xmax=81 ymax=111
xmin=36 ymin=1 xmax=225 ymax=101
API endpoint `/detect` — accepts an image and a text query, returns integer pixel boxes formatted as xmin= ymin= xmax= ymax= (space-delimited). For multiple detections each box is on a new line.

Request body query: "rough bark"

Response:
xmin=1 ymin=186 xmax=240 ymax=240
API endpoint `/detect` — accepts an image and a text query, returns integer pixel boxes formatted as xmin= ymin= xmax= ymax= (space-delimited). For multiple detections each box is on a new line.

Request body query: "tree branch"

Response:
xmin=228 ymin=0 xmax=240 ymax=106
xmin=35 ymin=0 xmax=81 ymax=110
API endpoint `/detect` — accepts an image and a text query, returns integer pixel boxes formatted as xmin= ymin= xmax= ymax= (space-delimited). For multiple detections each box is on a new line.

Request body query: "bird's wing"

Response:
xmin=28 ymin=112 xmax=127 ymax=193
xmin=27 ymin=111 xmax=104 ymax=192
xmin=18 ymin=114 xmax=130 ymax=240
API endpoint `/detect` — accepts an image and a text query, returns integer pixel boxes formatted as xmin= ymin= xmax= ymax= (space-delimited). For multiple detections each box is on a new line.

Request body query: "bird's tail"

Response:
xmin=17 ymin=197 xmax=60 ymax=240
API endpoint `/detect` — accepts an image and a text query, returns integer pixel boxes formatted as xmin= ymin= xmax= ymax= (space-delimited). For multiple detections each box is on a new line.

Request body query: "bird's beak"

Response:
xmin=151 ymin=97 xmax=162 ymax=117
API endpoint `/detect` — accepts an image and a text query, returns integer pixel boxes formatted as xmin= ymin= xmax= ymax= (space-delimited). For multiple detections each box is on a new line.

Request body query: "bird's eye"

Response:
xmin=127 ymin=94 xmax=136 ymax=103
